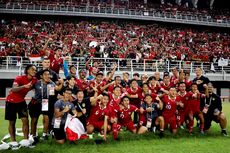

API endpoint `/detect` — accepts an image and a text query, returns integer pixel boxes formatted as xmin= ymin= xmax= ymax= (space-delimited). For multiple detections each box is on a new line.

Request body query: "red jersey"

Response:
xmin=126 ymin=87 xmax=142 ymax=107
xmin=160 ymin=82 xmax=173 ymax=91
xmin=118 ymin=105 xmax=138 ymax=124
xmin=177 ymin=92 xmax=190 ymax=113
xmin=107 ymin=84 xmax=123 ymax=93
xmin=185 ymin=79 xmax=192 ymax=90
xmin=162 ymin=95 xmax=179 ymax=117
xmin=108 ymin=92 xmax=126 ymax=106
xmin=6 ymin=75 xmax=37 ymax=103
xmin=88 ymin=102 xmax=109 ymax=122
xmin=138 ymin=90 xmax=157 ymax=103
xmin=107 ymin=92 xmax=126 ymax=118
xmin=170 ymin=75 xmax=178 ymax=87
xmin=187 ymin=91 xmax=205 ymax=112
xmin=48 ymin=50 xmax=63 ymax=74
xmin=149 ymin=84 xmax=161 ymax=94
xmin=75 ymin=78 xmax=89 ymax=91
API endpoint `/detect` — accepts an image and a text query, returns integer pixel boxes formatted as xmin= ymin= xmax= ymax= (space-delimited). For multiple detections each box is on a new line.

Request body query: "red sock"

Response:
xmin=188 ymin=119 xmax=194 ymax=132
xmin=112 ymin=124 xmax=119 ymax=140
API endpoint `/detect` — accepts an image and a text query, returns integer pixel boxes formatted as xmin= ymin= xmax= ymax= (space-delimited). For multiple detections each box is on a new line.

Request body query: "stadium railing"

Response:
xmin=0 ymin=3 xmax=229 ymax=28
xmin=0 ymin=56 xmax=229 ymax=77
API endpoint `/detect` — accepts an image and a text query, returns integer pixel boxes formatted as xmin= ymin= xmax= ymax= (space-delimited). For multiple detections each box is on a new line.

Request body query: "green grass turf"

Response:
xmin=0 ymin=103 xmax=230 ymax=153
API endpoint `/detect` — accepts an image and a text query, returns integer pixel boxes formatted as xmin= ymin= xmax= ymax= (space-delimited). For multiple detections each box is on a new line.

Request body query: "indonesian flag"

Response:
xmin=29 ymin=52 xmax=42 ymax=62
xmin=64 ymin=114 xmax=86 ymax=141
xmin=29 ymin=56 xmax=42 ymax=62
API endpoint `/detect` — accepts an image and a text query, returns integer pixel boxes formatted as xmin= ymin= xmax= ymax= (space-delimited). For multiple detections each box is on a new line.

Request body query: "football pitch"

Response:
xmin=0 ymin=103 xmax=230 ymax=153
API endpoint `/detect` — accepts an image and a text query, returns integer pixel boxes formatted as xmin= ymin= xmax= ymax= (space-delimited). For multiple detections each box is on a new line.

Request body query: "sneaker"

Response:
xmin=27 ymin=144 xmax=36 ymax=149
xmin=49 ymin=130 xmax=54 ymax=138
xmin=98 ymin=131 xmax=104 ymax=138
xmin=221 ymin=130 xmax=228 ymax=137
xmin=180 ymin=125 xmax=185 ymax=130
xmin=88 ymin=134 xmax=94 ymax=139
xmin=196 ymin=120 xmax=200 ymax=128
xmin=40 ymin=135 xmax=48 ymax=141
xmin=0 ymin=142 xmax=10 ymax=150
xmin=94 ymin=139 xmax=103 ymax=145
xmin=152 ymin=126 xmax=156 ymax=133
xmin=19 ymin=139 xmax=33 ymax=148
xmin=32 ymin=136 xmax=39 ymax=145
xmin=9 ymin=141 xmax=19 ymax=150
xmin=159 ymin=131 xmax=164 ymax=138
xmin=200 ymin=130 xmax=205 ymax=135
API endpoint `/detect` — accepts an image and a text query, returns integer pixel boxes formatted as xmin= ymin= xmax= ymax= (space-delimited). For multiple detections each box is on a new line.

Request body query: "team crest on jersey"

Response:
xmin=82 ymin=103 xmax=85 ymax=108
xmin=186 ymin=97 xmax=189 ymax=100
xmin=95 ymin=111 xmax=99 ymax=115
xmin=128 ymin=112 xmax=131 ymax=115
xmin=212 ymin=98 xmax=215 ymax=101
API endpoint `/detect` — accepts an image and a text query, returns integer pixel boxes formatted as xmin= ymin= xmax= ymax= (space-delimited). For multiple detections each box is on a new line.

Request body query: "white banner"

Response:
xmin=218 ymin=58 xmax=228 ymax=66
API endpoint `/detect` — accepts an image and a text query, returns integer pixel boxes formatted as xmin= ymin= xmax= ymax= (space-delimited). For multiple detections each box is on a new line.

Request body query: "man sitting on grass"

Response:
xmin=117 ymin=96 xmax=147 ymax=135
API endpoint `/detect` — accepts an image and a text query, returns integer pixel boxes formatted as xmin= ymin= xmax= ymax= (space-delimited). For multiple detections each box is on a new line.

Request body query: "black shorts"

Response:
xmin=5 ymin=101 xmax=28 ymax=120
xmin=28 ymin=99 xmax=50 ymax=118
xmin=41 ymin=111 xmax=49 ymax=116
xmin=204 ymin=114 xmax=220 ymax=130
xmin=28 ymin=99 xmax=41 ymax=118
xmin=53 ymin=127 xmax=66 ymax=140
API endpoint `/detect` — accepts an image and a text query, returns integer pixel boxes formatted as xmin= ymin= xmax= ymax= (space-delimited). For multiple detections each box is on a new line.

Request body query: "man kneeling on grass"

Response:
xmin=203 ymin=83 xmax=228 ymax=136
xmin=103 ymin=96 xmax=147 ymax=140
xmin=139 ymin=94 xmax=164 ymax=138
xmin=86 ymin=94 xmax=111 ymax=137
xmin=53 ymin=88 xmax=79 ymax=144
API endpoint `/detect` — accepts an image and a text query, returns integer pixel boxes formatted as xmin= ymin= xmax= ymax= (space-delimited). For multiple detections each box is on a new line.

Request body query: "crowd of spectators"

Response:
xmin=1 ymin=0 xmax=227 ymax=9
xmin=1 ymin=0 xmax=230 ymax=24
xmin=0 ymin=19 xmax=229 ymax=63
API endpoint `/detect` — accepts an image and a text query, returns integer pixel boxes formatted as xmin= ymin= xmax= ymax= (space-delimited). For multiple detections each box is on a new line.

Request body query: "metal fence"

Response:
xmin=0 ymin=56 xmax=229 ymax=76
xmin=0 ymin=3 xmax=229 ymax=28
